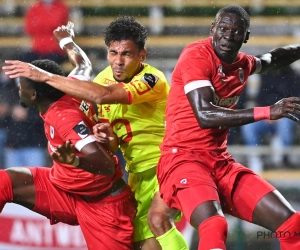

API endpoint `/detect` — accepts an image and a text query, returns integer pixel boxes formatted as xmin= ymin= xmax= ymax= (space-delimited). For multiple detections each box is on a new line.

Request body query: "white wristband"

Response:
xmin=59 ymin=37 xmax=73 ymax=49
xmin=71 ymin=156 xmax=80 ymax=166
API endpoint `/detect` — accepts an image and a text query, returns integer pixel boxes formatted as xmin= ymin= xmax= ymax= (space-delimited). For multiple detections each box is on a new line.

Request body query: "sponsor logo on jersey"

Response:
xmin=73 ymin=121 xmax=90 ymax=139
xmin=50 ymin=126 xmax=54 ymax=139
xmin=103 ymin=78 xmax=117 ymax=85
xmin=79 ymin=100 xmax=90 ymax=115
xmin=141 ymin=73 xmax=158 ymax=88
xmin=214 ymin=94 xmax=239 ymax=107
xmin=238 ymin=68 xmax=244 ymax=83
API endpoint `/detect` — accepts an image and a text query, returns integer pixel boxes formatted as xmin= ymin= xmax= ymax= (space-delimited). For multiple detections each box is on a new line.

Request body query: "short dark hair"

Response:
xmin=104 ymin=16 xmax=148 ymax=50
xmin=27 ymin=59 xmax=65 ymax=101
xmin=216 ymin=5 xmax=250 ymax=29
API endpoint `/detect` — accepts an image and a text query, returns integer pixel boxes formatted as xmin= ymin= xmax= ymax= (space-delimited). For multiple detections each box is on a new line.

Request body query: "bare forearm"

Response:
xmin=46 ymin=74 xmax=106 ymax=103
xmin=63 ymin=43 xmax=93 ymax=79
xmin=195 ymin=106 xmax=256 ymax=129
xmin=63 ymin=43 xmax=91 ymax=68
xmin=107 ymin=135 xmax=119 ymax=153
xmin=2 ymin=60 xmax=129 ymax=104
xmin=77 ymin=151 xmax=115 ymax=175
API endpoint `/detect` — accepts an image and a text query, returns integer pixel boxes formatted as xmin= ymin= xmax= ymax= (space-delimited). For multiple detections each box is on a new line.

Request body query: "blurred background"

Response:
xmin=1 ymin=0 xmax=300 ymax=249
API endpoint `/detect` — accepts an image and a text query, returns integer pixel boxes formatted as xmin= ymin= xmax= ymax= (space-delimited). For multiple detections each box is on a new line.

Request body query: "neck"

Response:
xmin=135 ymin=63 xmax=144 ymax=76
xmin=38 ymin=101 xmax=55 ymax=114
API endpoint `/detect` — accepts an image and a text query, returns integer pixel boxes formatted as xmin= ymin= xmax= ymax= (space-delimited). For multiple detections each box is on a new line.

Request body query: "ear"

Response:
xmin=244 ymin=30 xmax=250 ymax=43
xmin=210 ymin=22 xmax=215 ymax=36
xmin=31 ymin=90 xmax=37 ymax=101
xmin=140 ymin=48 xmax=147 ymax=62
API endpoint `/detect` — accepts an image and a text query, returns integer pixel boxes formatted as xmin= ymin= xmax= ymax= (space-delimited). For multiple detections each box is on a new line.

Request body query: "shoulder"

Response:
xmin=142 ymin=64 xmax=166 ymax=79
xmin=178 ymin=38 xmax=215 ymax=67
xmin=138 ymin=64 xmax=169 ymax=88
xmin=236 ymin=52 xmax=260 ymax=73
xmin=48 ymin=96 xmax=81 ymax=120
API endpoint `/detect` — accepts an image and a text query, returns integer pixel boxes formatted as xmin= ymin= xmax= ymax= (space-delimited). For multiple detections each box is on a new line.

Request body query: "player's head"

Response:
xmin=210 ymin=5 xmax=250 ymax=64
xmin=104 ymin=16 xmax=147 ymax=83
xmin=19 ymin=59 xmax=65 ymax=108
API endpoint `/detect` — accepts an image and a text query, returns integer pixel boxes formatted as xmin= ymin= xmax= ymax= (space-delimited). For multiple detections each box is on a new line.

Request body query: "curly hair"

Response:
xmin=215 ymin=5 xmax=250 ymax=29
xmin=27 ymin=59 xmax=65 ymax=101
xmin=104 ymin=16 xmax=148 ymax=50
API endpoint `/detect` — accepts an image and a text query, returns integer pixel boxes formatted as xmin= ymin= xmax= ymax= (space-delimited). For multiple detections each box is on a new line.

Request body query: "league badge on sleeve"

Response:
xmin=238 ymin=68 xmax=244 ymax=83
xmin=73 ymin=121 xmax=91 ymax=139
xmin=141 ymin=73 xmax=159 ymax=88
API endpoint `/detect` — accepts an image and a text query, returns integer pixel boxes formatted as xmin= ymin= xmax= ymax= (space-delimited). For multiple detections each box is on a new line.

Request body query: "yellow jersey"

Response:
xmin=93 ymin=63 xmax=169 ymax=173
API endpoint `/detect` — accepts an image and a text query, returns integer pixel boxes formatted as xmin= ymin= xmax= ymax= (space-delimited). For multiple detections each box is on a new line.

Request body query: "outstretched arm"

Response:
xmin=187 ymin=86 xmax=300 ymax=129
xmin=53 ymin=22 xmax=93 ymax=79
xmin=3 ymin=60 xmax=129 ymax=104
xmin=257 ymin=45 xmax=300 ymax=73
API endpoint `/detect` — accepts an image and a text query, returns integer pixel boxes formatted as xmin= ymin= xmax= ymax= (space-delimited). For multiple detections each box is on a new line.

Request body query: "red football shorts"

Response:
xmin=157 ymin=148 xmax=275 ymax=223
xmin=30 ymin=167 xmax=136 ymax=250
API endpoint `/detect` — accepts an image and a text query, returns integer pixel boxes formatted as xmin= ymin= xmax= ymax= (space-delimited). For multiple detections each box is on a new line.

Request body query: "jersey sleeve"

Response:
xmin=94 ymin=65 xmax=169 ymax=104
xmin=121 ymin=71 xmax=169 ymax=104
xmin=52 ymin=108 xmax=96 ymax=152
xmin=248 ymin=55 xmax=262 ymax=75
xmin=178 ymin=47 xmax=213 ymax=86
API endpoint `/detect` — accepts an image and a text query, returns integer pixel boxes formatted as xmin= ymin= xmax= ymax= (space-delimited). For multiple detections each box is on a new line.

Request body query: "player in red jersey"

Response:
xmin=3 ymin=18 xmax=188 ymax=250
xmin=0 ymin=24 xmax=136 ymax=250
xmin=157 ymin=5 xmax=300 ymax=250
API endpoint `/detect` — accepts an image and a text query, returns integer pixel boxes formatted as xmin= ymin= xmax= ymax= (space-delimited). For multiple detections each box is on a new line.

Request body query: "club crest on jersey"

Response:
xmin=238 ymin=68 xmax=244 ymax=83
xmin=73 ymin=121 xmax=90 ymax=139
xmin=50 ymin=126 xmax=54 ymax=139
xmin=141 ymin=73 xmax=158 ymax=88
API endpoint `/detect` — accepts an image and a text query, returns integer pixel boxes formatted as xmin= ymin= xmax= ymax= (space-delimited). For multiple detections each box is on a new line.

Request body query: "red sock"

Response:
xmin=198 ymin=215 xmax=227 ymax=250
xmin=0 ymin=170 xmax=13 ymax=212
xmin=277 ymin=212 xmax=300 ymax=250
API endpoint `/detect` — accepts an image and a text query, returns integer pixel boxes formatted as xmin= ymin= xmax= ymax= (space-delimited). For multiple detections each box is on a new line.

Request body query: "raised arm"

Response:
xmin=187 ymin=86 xmax=300 ymax=129
xmin=257 ymin=45 xmax=300 ymax=73
xmin=53 ymin=22 xmax=93 ymax=79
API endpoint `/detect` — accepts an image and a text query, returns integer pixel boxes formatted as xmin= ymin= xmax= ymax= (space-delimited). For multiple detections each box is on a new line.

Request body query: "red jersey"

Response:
xmin=41 ymin=94 xmax=122 ymax=196
xmin=161 ymin=37 xmax=261 ymax=153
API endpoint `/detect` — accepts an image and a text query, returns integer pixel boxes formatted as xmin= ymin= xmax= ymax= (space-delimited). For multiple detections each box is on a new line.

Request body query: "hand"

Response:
xmin=93 ymin=123 xmax=115 ymax=144
xmin=270 ymin=97 xmax=300 ymax=121
xmin=53 ymin=21 xmax=75 ymax=44
xmin=51 ymin=140 xmax=77 ymax=165
xmin=2 ymin=60 xmax=51 ymax=82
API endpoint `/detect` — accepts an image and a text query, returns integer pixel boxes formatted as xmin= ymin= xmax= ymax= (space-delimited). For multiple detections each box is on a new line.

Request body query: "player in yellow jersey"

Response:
xmin=4 ymin=17 xmax=188 ymax=250
xmin=94 ymin=64 xmax=168 ymax=173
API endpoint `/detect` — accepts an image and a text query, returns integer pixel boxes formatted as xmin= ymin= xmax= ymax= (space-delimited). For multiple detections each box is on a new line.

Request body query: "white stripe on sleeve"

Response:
xmin=253 ymin=57 xmax=262 ymax=74
xmin=184 ymin=80 xmax=212 ymax=94
xmin=75 ymin=135 xmax=96 ymax=152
